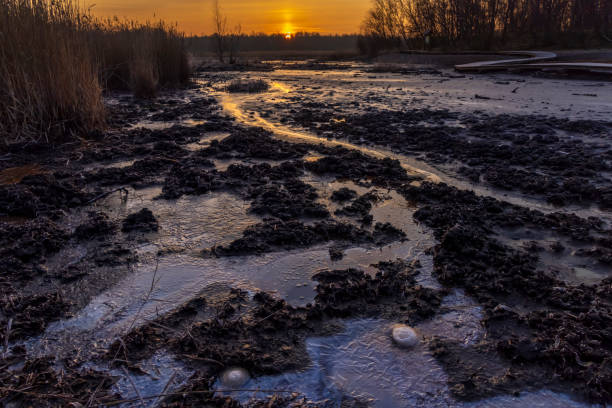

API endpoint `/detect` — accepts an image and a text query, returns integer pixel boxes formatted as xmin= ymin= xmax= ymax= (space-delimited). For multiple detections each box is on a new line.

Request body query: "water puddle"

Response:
xmin=216 ymin=317 xmax=589 ymax=408
xmin=99 ymin=187 xmax=257 ymax=251
xmin=496 ymin=226 xmax=610 ymax=284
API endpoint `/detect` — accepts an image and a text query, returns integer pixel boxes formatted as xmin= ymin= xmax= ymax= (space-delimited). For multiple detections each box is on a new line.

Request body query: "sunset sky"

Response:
xmin=86 ymin=0 xmax=371 ymax=35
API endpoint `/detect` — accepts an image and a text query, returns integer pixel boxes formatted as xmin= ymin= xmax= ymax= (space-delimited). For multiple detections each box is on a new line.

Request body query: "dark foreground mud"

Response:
xmin=402 ymin=182 xmax=612 ymax=402
xmin=0 ymin=72 xmax=610 ymax=407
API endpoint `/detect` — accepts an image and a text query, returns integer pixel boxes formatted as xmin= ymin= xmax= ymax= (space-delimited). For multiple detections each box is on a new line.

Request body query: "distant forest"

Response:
xmin=362 ymin=0 xmax=612 ymax=51
xmin=187 ymin=33 xmax=359 ymax=55
xmin=194 ymin=0 xmax=612 ymax=59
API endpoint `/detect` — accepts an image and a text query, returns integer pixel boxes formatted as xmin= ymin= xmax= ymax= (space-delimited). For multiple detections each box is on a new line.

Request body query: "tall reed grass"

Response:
xmin=0 ymin=0 xmax=191 ymax=144
xmin=0 ymin=0 xmax=104 ymax=143
xmin=91 ymin=19 xmax=191 ymax=97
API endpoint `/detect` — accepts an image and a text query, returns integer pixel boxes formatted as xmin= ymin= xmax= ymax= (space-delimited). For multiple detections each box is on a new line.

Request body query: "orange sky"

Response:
xmin=86 ymin=0 xmax=371 ymax=35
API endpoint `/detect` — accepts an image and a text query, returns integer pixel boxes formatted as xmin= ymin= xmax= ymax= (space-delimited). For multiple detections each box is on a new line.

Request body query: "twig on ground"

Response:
xmin=104 ymin=389 xmax=298 ymax=406
xmin=3 ymin=318 xmax=12 ymax=358
xmin=253 ymin=309 xmax=282 ymax=325
xmin=122 ymin=366 xmax=146 ymax=408
xmin=149 ymin=370 xmax=177 ymax=408
xmin=180 ymin=354 xmax=224 ymax=366
xmin=86 ymin=379 xmax=106 ymax=408
xmin=86 ymin=187 xmax=129 ymax=205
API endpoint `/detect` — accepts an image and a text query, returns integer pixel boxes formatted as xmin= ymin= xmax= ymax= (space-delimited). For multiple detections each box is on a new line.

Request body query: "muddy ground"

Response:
xmin=0 ymin=57 xmax=610 ymax=407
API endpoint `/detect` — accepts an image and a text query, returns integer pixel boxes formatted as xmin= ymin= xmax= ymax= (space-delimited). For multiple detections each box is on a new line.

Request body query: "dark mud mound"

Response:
xmin=200 ymin=127 xmax=309 ymax=160
xmin=122 ymin=208 xmax=159 ymax=233
xmin=0 ymin=218 xmax=68 ymax=267
xmin=335 ymin=191 xmax=382 ymax=223
xmin=74 ymin=211 xmax=116 ymax=240
xmin=1 ymin=293 xmax=72 ymax=342
xmin=148 ymin=96 xmax=221 ymax=122
xmin=161 ymin=164 xmax=223 ymax=199
xmin=86 ymin=157 xmax=185 ymax=188
xmin=404 ymin=182 xmax=607 ymax=243
xmin=331 ymin=187 xmax=358 ymax=202
xmin=248 ymin=178 xmax=329 ymax=220
xmin=0 ymin=174 xmax=93 ymax=219
xmin=109 ymin=288 xmax=325 ymax=376
xmin=314 ymin=260 xmax=445 ymax=319
xmin=429 ymin=338 xmax=553 ymax=401
xmin=211 ymin=218 xmax=405 ymax=256
xmin=161 ymin=161 xmax=303 ymax=200
xmin=305 ymin=148 xmax=415 ymax=187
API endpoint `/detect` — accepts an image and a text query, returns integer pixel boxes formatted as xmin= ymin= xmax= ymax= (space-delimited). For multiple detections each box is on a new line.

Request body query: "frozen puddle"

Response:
xmin=35 ymin=180 xmax=437 ymax=356
xmin=216 ymin=317 xmax=590 ymax=408
xmin=99 ymin=187 xmax=258 ymax=251
xmin=129 ymin=118 xmax=206 ymax=131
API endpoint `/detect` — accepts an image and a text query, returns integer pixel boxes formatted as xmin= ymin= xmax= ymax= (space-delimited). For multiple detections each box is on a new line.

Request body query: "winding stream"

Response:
xmin=219 ymin=89 xmax=611 ymax=223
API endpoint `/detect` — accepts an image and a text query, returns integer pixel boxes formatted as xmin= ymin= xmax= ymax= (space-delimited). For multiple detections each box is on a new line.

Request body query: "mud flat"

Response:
xmin=0 ymin=59 xmax=610 ymax=407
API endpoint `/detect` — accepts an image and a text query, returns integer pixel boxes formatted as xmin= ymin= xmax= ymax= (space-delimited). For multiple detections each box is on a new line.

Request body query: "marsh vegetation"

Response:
xmin=0 ymin=0 xmax=190 ymax=144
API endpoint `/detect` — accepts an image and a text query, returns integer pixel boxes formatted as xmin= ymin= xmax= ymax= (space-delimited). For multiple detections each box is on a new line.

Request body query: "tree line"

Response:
xmin=188 ymin=33 xmax=359 ymax=59
xmin=361 ymin=0 xmax=612 ymax=51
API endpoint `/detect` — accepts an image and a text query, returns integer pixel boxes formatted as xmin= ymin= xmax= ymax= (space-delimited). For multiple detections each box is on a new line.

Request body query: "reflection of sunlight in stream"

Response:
xmin=219 ymin=94 xmax=441 ymax=183
xmin=218 ymin=88 xmax=611 ymax=223
xmin=271 ymin=81 xmax=291 ymax=93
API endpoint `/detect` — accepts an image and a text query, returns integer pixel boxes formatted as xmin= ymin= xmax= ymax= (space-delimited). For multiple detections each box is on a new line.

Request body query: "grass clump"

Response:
xmin=226 ymin=79 xmax=270 ymax=93
xmin=0 ymin=0 xmax=191 ymax=145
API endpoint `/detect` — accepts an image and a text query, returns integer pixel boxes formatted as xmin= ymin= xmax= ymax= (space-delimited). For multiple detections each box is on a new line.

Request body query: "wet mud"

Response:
xmin=287 ymin=108 xmax=612 ymax=209
xmin=0 ymin=61 xmax=610 ymax=407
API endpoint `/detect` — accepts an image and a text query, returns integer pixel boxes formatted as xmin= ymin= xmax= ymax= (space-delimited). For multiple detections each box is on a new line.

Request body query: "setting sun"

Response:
xmin=285 ymin=33 xmax=292 ymax=40
xmin=84 ymin=0 xmax=371 ymax=34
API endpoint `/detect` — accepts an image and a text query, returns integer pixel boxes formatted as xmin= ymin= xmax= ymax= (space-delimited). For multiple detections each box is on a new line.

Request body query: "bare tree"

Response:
xmin=361 ymin=0 xmax=609 ymax=50
xmin=228 ymin=24 xmax=242 ymax=64
xmin=212 ymin=0 xmax=243 ymax=64
xmin=212 ymin=0 xmax=227 ymax=63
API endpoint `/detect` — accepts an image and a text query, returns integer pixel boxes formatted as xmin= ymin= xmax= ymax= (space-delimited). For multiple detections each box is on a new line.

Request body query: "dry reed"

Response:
xmin=0 ymin=0 xmax=104 ymax=143
xmin=0 ymin=0 xmax=191 ymax=144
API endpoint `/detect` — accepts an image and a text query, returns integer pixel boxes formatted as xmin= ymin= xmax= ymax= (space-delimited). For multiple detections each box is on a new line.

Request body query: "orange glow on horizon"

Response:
xmin=84 ymin=0 xmax=370 ymax=35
